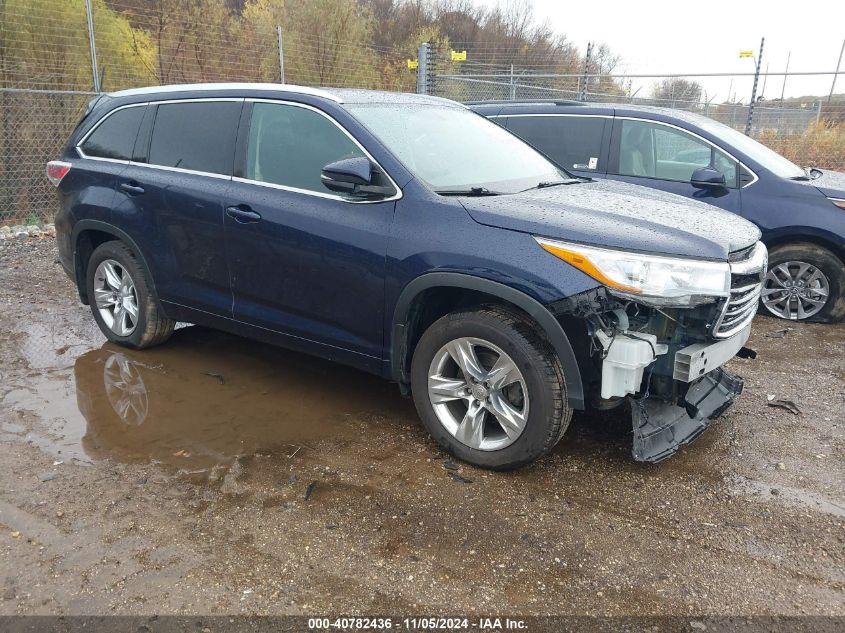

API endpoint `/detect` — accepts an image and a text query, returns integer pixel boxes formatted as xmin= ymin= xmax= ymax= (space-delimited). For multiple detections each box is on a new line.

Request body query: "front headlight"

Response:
xmin=536 ymin=237 xmax=731 ymax=306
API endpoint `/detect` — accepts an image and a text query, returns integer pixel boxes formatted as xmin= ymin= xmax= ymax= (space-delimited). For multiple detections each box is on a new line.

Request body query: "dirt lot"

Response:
xmin=0 ymin=236 xmax=843 ymax=617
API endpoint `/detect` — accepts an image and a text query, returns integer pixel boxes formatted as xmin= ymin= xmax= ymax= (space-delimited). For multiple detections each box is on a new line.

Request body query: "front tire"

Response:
xmin=410 ymin=305 xmax=572 ymax=470
xmin=86 ymin=241 xmax=175 ymax=348
xmin=761 ymin=243 xmax=845 ymax=323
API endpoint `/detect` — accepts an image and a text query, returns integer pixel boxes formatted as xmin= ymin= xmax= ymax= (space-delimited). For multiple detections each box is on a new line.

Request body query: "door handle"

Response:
xmin=226 ymin=205 xmax=262 ymax=223
xmin=119 ymin=181 xmax=145 ymax=195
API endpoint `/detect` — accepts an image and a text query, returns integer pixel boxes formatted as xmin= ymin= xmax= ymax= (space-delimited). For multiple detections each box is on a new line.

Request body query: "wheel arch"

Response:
xmin=390 ymin=272 xmax=585 ymax=409
xmin=763 ymin=231 xmax=845 ymax=267
xmin=72 ymin=220 xmax=160 ymax=308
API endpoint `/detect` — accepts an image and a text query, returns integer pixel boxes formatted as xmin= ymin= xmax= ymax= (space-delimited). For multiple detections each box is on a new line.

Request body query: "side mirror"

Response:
xmin=321 ymin=157 xmax=394 ymax=198
xmin=691 ymin=167 xmax=726 ymax=189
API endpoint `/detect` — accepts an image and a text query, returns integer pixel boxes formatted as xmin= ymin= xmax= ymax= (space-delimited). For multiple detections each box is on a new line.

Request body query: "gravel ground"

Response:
xmin=0 ymin=237 xmax=843 ymax=617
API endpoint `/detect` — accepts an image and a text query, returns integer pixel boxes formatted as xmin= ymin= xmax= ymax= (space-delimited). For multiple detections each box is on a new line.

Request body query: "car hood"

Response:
xmin=806 ymin=169 xmax=845 ymax=198
xmin=460 ymin=179 xmax=761 ymax=260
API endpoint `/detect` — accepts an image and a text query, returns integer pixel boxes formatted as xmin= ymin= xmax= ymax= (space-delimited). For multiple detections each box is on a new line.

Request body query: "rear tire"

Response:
xmin=410 ymin=304 xmax=572 ymax=470
xmin=761 ymin=243 xmax=845 ymax=323
xmin=86 ymin=241 xmax=175 ymax=348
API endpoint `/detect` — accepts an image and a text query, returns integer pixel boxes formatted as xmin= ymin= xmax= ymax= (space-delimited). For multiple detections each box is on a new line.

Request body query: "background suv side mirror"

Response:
xmin=321 ymin=157 xmax=394 ymax=198
xmin=690 ymin=167 xmax=727 ymax=190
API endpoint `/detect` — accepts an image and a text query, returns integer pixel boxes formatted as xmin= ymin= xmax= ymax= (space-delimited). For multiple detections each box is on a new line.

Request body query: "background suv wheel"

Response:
xmin=761 ymin=243 xmax=845 ymax=323
xmin=410 ymin=304 xmax=572 ymax=470
xmin=86 ymin=241 xmax=175 ymax=348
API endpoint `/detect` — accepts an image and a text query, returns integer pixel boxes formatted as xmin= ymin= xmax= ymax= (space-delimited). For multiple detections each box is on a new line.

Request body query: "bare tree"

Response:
xmin=651 ymin=78 xmax=703 ymax=106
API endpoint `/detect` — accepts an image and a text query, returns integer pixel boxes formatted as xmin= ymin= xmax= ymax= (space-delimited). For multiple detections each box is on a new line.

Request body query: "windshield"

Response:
xmin=346 ymin=103 xmax=565 ymax=193
xmin=694 ymin=117 xmax=805 ymax=179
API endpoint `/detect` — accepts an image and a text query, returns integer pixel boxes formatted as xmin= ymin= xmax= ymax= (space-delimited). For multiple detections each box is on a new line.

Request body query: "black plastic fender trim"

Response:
xmin=390 ymin=272 xmax=586 ymax=410
xmin=71 ymin=220 xmax=163 ymax=314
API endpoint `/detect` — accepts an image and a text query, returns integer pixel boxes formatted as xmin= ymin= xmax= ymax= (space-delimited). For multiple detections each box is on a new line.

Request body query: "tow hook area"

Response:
xmin=631 ymin=367 xmax=744 ymax=463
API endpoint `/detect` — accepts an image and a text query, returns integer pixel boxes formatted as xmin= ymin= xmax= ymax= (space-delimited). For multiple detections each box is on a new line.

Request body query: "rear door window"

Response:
xmin=506 ymin=115 xmax=606 ymax=171
xmin=148 ymin=101 xmax=242 ymax=175
xmin=80 ymin=106 xmax=146 ymax=160
xmin=244 ymin=102 xmax=366 ymax=194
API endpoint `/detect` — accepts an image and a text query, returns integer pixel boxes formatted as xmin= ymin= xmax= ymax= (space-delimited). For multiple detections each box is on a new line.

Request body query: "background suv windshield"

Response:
xmin=347 ymin=104 xmax=563 ymax=193
xmin=694 ymin=116 xmax=806 ymax=179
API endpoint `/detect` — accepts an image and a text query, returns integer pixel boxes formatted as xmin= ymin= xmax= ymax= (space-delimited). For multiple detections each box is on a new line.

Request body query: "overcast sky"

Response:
xmin=474 ymin=0 xmax=845 ymax=103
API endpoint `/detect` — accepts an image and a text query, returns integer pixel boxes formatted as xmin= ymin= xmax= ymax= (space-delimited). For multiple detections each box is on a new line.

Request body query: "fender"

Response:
xmin=71 ymin=219 xmax=161 ymax=309
xmin=762 ymin=227 xmax=845 ymax=264
xmin=391 ymin=272 xmax=585 ymax=410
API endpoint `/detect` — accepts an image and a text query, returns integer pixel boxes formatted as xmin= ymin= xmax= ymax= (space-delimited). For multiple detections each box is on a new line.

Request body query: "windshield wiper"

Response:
xmin=523 ymin=178 xmax=584 ymax=191
xmin=435 ymin=187 xmax=501 ymax=196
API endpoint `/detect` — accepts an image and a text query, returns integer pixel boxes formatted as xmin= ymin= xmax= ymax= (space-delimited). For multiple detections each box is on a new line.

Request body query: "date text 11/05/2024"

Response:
xmin=307 ymin=617 xmax=528 ymax=630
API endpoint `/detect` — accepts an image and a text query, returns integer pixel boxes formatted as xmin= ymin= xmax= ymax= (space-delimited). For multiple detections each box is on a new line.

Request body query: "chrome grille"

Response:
xmin=713 ymin=242 xmax=767 ymax=339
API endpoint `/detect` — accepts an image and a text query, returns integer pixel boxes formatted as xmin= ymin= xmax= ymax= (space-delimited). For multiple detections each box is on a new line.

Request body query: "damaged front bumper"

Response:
xmin=625 ymin=323 xmax=751 ymax=462
xmin=632 ymin=367 xmax=744 ymax=462
xmin=616 ymin=324 xmax=751 ymax=463
xmin=553 ymin=288 xmax=756 ymax=463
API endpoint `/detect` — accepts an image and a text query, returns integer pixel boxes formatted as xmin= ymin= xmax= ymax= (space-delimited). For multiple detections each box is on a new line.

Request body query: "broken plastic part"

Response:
xmin=631 ymin=367 xmax=744 ymax=463
xmin=672 ymin=324 xmax=751 ymax=382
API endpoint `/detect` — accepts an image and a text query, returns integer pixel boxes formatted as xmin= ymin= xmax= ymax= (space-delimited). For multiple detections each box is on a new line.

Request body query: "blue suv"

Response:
xmin=471 ymin=101 xmax=845 ymax=323
xmin=49 ymin=84 xmax=766 ymax=468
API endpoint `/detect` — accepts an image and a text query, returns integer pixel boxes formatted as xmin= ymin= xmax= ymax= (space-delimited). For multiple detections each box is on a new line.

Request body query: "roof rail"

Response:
xmin=107 ymin=82 xmax=343 ymax=103
xmin=466 ymin=99 xmax=588 ymax=106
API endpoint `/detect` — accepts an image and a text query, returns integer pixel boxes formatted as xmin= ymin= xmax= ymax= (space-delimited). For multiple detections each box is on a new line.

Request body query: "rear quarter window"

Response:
xmin=148 ymin=101 xmax=242 ymax=175
xmin=79 ymin=106 xmax=146 ymax=161
xmin=506 ymin=115 xmax=606 ymax=171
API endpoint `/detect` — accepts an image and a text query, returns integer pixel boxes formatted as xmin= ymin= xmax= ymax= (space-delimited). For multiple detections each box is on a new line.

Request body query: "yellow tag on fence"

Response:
xmin=739 ymin=50 xmax=754 ymax=58
xmin=407 ymin=59 xmax=418 ymax=69
xmin=450 ymin=50 xmax=467 ymax=62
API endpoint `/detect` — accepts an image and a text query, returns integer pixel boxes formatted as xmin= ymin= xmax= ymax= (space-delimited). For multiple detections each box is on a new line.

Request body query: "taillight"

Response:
xmin=46 ymin=161 xmax=71 ymax=187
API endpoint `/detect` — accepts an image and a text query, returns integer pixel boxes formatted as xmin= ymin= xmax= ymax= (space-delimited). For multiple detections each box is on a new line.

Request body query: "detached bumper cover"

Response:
xmin=631 ymin=367 xmax=744 ymax=463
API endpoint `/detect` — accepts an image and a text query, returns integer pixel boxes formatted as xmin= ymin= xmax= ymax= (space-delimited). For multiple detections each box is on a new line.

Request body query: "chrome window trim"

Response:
xmin=614 ymin=115 xmax=759 ymax=189
xmin=76 ymin=101 xmax=147 ymax=161
xmin=76 ymin=96 xmax=403 ymax=200
xmin=487 ymin=112 xmax=759 ymax=188
xmin=236 ymin=98 xmax=403 ymax=204
xmin=76 ymin=98 xmax=244 ymax=178
xmin=127 ymin=161 xmax=231 ymax=180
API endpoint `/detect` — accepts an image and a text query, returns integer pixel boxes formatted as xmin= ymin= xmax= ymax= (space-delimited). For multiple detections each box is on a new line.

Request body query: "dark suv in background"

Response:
xmin=471 ymin=101 xmax=845 ymax=323
xmin=49 ymin=84 xmax=765 ymax=468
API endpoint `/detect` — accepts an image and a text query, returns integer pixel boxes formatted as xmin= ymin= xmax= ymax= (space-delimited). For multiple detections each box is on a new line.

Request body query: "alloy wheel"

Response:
xmin=93 ymin=259 xmax=139 ymax=336
xmin=427 ymin=337 xmax=529 ymax=451
xmin=762 ymin=261 xmax=830 ymax=320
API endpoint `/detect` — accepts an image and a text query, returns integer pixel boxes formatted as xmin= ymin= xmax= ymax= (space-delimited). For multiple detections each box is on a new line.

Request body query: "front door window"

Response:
xmin=618 ymin=119 xmax=737 ymax=187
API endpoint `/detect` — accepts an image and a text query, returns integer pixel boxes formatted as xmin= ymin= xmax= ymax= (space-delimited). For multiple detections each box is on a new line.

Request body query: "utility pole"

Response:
xmin=579 ymin=42 xmax=593 ymax=101
xmin=745 ymin=36 xmax=765 ymax=135
xmin=510 ymin=64 xmax=515 ymax=100
xmin=779 ymin=51 xmax=791 ymax=107
xmin=828 ymin=38 xmax=845 ymax=103
xmin=84 ymin=0 xmax=100 ymax=92
xmin=277 ymin=25 xmax=285 ymax=83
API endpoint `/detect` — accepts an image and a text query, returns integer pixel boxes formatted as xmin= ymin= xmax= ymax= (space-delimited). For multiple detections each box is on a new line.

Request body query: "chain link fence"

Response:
xmin=1 ymin=1 xmax=843 ymax=224
xmin=434 ymin=73 xmax=825 ymax=132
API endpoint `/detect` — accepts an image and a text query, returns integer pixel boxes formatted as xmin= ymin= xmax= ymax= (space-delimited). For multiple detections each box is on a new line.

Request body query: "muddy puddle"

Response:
xmin=3 ymin=324 xmax=417 ymax=471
